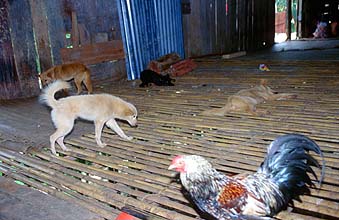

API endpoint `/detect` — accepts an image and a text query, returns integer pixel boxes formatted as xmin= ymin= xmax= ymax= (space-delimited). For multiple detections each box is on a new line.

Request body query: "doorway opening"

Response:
xmin=275 ymin=0 xmax=339 ymax=43
xmin=275 ymin=0 xmax=298 ymax=43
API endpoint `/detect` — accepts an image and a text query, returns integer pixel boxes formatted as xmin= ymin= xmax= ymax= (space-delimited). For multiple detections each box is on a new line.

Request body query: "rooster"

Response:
xmin=168 ymin=134 xmax=325 ymax=220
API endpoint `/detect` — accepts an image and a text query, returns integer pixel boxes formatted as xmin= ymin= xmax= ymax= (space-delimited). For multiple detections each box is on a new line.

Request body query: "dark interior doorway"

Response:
xmin=275 ymin=0 xmax=339 ymax=42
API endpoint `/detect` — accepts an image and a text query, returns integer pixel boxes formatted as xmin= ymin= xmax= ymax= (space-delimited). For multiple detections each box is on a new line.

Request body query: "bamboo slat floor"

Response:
xmin=0 ymin=57 xmax=339 ymax=220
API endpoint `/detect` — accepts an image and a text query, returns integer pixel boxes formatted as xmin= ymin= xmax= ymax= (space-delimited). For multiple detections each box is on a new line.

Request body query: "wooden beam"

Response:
xmin=29 ymin=0 xmax=53 ymax=72
xmin=71 ymin=11 xmax=79 ymax=47
xmin=286 ymin=0 xmax=292 ymax=40
xmin=60 ymin=40 xmax=125 ymax=65
xmin=297 ymin=0 xmax=303 ymax=38
xmin=222 ymin=51 xmax=246 ymax=59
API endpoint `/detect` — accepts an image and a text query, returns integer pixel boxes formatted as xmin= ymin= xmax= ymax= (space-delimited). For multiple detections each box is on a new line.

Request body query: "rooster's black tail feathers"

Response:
xmin=259 ymin=134 xmax=325 ymax=203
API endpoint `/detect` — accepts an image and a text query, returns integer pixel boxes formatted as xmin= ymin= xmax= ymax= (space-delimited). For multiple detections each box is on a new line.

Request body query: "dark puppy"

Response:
xmin=139 ymin=69 xmax=175 ymax=87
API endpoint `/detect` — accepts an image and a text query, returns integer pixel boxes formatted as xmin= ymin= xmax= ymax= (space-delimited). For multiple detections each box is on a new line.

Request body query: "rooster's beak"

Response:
xmin=168 ymin=164 xmax=175 ymax=170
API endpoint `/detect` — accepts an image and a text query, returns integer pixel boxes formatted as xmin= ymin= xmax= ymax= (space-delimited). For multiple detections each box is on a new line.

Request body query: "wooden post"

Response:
xmin=71 ymin=11 xmax=79 ymax=47
xmin=286 ymin=0 xmax=292 ymax=40
xmin=297 ymin=0 xmax=303 ymax=38
xmin=29 ymin=0 xmax=53 ymax=72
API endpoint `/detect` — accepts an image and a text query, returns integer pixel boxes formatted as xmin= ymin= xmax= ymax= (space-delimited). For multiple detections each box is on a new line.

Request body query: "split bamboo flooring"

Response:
xmin=1 ymin=58 xmax=339 ymax=219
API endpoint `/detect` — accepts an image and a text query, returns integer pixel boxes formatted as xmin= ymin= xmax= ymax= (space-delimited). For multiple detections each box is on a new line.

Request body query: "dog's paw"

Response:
xmin=98 ymin=143 xmax=107 ymax=148
xmin=125 ymin=136 xmax=133 ymax=141
xmin=51 ymin=149 xmax=57 ymax=156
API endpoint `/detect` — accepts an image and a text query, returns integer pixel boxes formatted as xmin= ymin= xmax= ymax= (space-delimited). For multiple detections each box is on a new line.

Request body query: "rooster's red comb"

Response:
xmin=171 ymin=155 xmax=184 ymax=163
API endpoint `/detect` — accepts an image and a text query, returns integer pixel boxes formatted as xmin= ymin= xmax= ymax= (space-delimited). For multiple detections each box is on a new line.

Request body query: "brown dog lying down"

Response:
xmin=202 ymin=79 xmax=297 ymax=116
xmin=40 ymin=80 xmax=137 ymax=155
xmin=40 ymin=62 xmax=93 ymax=94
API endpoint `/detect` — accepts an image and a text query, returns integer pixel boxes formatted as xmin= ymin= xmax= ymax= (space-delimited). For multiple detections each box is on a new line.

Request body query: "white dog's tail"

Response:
xmin=39 ymin=80 xmax=71 ymax=108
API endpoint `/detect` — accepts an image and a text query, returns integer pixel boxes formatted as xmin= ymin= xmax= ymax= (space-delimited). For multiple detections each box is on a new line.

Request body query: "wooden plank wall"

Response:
xmin=0 ymin=0 xmax=40 ymax=100
xmin=44 ymin=0 xmax=122 ymax=67
xmin=182 ymin=0 xmax=275 ymax=58
xmin=43 ymin=0 xmax=126 ymax=81
xmin=61 ymin=0 xmax=121 ymax=43
xmin=60 ymin=40 xmax=125 ymax=65
xmin=1 ymin=0 xmax=125 ymax=100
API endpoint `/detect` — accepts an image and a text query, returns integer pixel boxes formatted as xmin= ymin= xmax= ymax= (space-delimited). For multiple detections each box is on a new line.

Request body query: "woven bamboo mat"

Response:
xmin=0 ymin=58 xmax=338 ymax=220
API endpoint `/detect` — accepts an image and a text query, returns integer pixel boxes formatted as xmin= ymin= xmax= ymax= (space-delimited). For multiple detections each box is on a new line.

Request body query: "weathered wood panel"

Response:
xmin=44 ymin=0 xmax=125 ymax=82
xmin=43 ymin=0 xmax=66 ymax=66
xmin=42 ymin=0 xmax=122 ymax=66
xmin=61 ymin=0 xmax=121 ymax=44
xmin=182 ymin=0 xmax=202 ymax=57
xmin=60 ymin=40 xmax=124 ymax=65
xmin=0 ymin=0 xmax=40 ymax=100
xmin=182 ymin=0 xmax=275 ymax=57
xmin=0 ymin=0 xmax=19 ymax=100
xmin=29 ymin=0 xmax=53 ymax=72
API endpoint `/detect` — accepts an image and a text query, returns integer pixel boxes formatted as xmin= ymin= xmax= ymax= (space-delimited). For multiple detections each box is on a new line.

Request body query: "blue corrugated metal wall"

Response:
xmin=117 ymin=0 xmax=184 ymax=80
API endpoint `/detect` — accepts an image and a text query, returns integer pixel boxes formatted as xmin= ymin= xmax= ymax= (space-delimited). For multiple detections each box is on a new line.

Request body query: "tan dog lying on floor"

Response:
xmin=40 ymin=80 xmax=137 ymax=155
xmin=40 ymin=62 xmax=93 ymax=94
xmin=202 ymin=79 xmax=297 ymax=116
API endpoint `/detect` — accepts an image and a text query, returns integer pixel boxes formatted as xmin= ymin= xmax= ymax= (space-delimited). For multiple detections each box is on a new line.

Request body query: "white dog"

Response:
xmin=40 ymin=80 xmax=137 ymax=155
